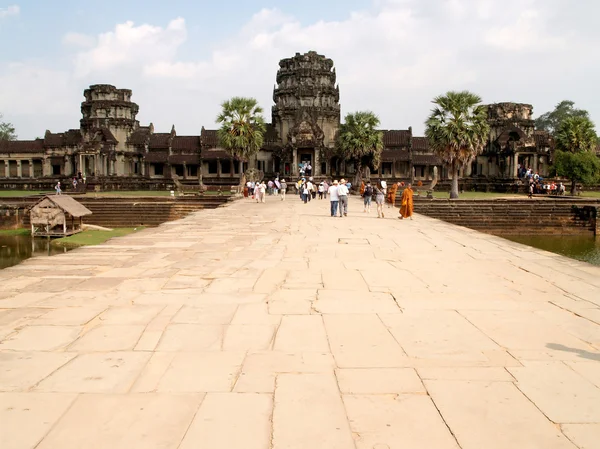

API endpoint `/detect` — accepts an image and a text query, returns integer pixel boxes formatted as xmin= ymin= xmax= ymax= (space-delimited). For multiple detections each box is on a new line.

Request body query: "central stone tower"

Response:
xmin=272 ymin=51 xmax=341 ymax=175
xmin=80 ymin=84 xmax=140 ymax=152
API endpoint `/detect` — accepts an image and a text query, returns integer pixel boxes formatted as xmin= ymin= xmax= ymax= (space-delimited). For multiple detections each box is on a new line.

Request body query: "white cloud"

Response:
xmin=0 ymin=4 xmax=19 ymax=19
xmin=62 ymin=32 xmax=96 ymax=49
xmin=3 ymin=0 xmax=600 ymax=139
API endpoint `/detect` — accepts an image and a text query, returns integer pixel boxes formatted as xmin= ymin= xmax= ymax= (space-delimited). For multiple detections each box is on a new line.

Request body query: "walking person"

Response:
xmin=259 ymin=181 xmax=267 ymax=203
xmin=301 ymin=181 xmax=309 ymax=203
xmin=399 ymin=183 xmax=414 ymax=219
xmin=363 ymin=181 xmax=373 ymax=213
xmin=375 ymin=180 xmax=386 ymax=218
xmin=318 ymin=182 xmax=324 ymax=199
xmin=55 ymin=181 xmax=62 ymax=195
xmin=306 ymin=179 xmax=314 ymax=202
xmin=328 ymin=180 xmax=340 ymax=217
xmin=280 ymin=179 xmax=287 ymax=201
xmin=337 ymin=179 xmax=349 ymax=217
xmin=323 ymin=180 xmax=329 ymax=199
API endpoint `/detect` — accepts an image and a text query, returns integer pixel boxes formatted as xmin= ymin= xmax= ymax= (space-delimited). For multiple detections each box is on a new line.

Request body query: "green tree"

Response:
xmin=216 ymin=97 xmax=266 ymax=182
xmin=553 ymin=116 xmax=600 ymax=195
xmin=535 ymin=100 xmax=590 ymax=135
xmin=425 ymin=91 xmax=490 ymax=199
xmin=0 ymin=113 xmax=17 ymax=141
xmin=337 ymin=111 xmax=384 ymax=186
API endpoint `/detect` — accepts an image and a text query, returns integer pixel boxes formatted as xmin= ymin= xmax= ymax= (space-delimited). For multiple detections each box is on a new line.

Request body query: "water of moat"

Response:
xmin=1 ymin=233 xmax=599 ymax=270
xmin=503 ymin=234 xmax=600 ymax=266
xmin=0 ymin=234 xmax=72 ymax=269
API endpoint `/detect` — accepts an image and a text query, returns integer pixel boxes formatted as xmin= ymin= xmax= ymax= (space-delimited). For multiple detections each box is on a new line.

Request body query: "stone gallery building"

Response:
xmin=0 ymin=51 xmax=554 ymax=186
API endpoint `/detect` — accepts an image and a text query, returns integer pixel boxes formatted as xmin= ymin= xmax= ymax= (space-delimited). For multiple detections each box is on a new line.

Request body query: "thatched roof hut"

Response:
xmin=30 ymin=195 xmax=92 ymax=236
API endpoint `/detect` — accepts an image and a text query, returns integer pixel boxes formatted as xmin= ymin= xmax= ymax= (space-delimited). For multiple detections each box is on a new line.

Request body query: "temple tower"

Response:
xmin=80 ymin=84 xmax=140 ymax=151
xmin=272 ymin=51 xmax=341 ymax=175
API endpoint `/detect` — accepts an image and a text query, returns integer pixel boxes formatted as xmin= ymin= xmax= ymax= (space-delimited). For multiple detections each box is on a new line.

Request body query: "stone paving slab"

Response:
xmin=1 ymin=196 xmax=600 ymax=448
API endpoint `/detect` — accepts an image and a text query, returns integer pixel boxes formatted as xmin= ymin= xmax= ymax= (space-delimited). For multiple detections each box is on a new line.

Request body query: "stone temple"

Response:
xmin=0 ymin=51 xmax=554 ymax=188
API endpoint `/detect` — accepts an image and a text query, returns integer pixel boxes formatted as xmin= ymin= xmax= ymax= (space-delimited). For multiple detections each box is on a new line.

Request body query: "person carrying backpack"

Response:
xmin=363 ymin=181 xmax=373 ymax=213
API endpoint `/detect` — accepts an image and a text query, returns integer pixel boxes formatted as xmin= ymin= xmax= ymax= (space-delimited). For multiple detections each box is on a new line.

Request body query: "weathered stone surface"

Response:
xmin=179 ymin=393 xmax=272 ymax=449
xmin=1 ymin=325 xmax=82 ymax=351
xmin=273 ymin=373 xmax=355 ymax=449
xmin=336 ymin=368 xmax=425 ymax=394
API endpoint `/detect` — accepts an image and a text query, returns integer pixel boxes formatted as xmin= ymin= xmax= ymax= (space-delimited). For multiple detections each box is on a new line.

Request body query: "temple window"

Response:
xmin=220 ymin=159 xmax=231 ymax=174
xmin=208 ymin=161 xmax=218 ymax=174
xmin=52 ymin=164 xmax=61 ymax=175
xmin=174 ymin=165 xmax=184 ymax=177
xmin=382 ymin=162 xmax=392 ymax=175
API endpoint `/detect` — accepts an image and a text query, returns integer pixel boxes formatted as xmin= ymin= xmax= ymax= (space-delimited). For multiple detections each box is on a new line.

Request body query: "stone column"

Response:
xmin=16 ymin=160 xmax=22 ymax=178
xmin=29 ymin=159 xmax=34 ymax=178
xmin=392 ymin=159 xmax=397 ymax=178
xmin=314 ymin=149 xmax=320 ymax=176
xmin=183 ymin=162 xmax=188 ymax=179
xmin=292 ymin=149 xmax=298 ymax=175
xmin=513 ymin=153 xmax=519 ymax=178
xmin=533 ymin=154 xmax=539 ymax=173
xmin=4 ymin=160 xmax=9 ymax=178
xmin=217 ymin=158 xmax=222 ymax=178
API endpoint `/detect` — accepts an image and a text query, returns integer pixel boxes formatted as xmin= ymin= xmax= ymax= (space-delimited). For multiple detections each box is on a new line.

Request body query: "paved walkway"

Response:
xmin=1 ymin=195 xmax=600 ymax=449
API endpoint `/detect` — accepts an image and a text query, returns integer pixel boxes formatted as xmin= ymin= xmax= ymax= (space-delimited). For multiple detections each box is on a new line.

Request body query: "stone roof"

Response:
xmin=413 ymin=154 xmax=442 ymax=165
xmin=44 ymin=129 xmax=83 ymax=147
xmin=201 ymin=129 xmax=219 ymax=147
xmin=533 ymin=130 xmax=553 ymax=148
xmin=412 ymin=137 xmax=429 ymax=151
xmin=127 ymin=127 xmax=152 ymax=145
xmin=145 ymin=151 xmax=169 ymax=163
xmin=382 ymin=130 xmax=411 ymax=147
xmin=0 ymin=139 xmax=45 ymax=153
xmin=149 ymin=133 xmax=172 ymax=149
xmin=381 ymin=148 xmax=410 ymax=161
xmin=169 ymin=154 xmax=200 ymax=164
xmin=172 ymin=136 xmax=201 ymax=151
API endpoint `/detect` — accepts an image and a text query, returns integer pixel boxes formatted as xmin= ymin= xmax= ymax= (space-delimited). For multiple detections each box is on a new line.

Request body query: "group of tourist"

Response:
xmin=358 ymin=180 xmax=414 ymax=219
xmin=528 ymin=179 xmax=566 ymax=198
xmin=245 ymin=178 xmax=288 ymax=203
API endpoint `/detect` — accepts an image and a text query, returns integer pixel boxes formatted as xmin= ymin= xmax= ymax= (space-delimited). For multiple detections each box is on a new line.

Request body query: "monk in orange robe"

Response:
xmin=387 ymin=182 xmax=399 ymax=207
xmin=399 ymin=183 xmax=414 ymax=219
xmin=359 ymin=181 xmax=365 ymax=196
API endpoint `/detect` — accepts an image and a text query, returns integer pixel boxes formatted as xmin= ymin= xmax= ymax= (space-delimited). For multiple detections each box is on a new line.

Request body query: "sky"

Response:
xmin=1 ymin=0 xmax=599 ymax=139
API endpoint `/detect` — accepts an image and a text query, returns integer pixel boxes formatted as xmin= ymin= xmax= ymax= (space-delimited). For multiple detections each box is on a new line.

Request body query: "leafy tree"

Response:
xmin=535 ymin=100 xmax=590 ymax=135
xmin=216 ymin=97 xmax=266 ymax=182
xmin=553 ymin=116 xmax=600 ymax=195
xmin=337 ymin=111 xmax=384 ymax=186
xmin=0 ymin=113 xmax=17 ymax=141
xmin=425 ymin=91 xmax=489 ymax=199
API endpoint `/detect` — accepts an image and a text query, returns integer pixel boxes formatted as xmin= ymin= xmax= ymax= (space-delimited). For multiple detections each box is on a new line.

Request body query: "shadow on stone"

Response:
xmin=547 ymin=343 xmax=600 ymax=362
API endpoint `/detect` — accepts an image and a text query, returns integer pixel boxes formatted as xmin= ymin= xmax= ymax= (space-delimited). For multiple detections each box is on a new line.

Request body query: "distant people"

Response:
xmin=363 ymin=181 xmax=373 ymax=213
xmin=374 ymin=181 xmax=385 ymax=218
xmin=55 ymin=181 xmax=62 ymax=195
xmin=322 ymin=180 xmax=329 ymax=199
xmin=338 ymin=178 xmax=349 ymax=217
xmin=559 ymin=182 xmax=565 ymax=195
xmin=388 ymin=182 xmax=400 ymax=208
xmin=528 ymin=180 xmax=534 ymax=199
xmin=274 ymin=178 xmax=281 ymax=196
xmin=306 ymin=179 xmax=314 ymax=201
xmin=72 ymin=177 xmax=78 ymax=191
xmin=280 ymin=179 xmax=287 ymax=201
xmin=301 ymin=181 xmax=309 ymax=203
xmin=399 ymin=183 xmax=414 ymax=220
xmin=246 ymin=180 xmax=252 ymax=198
xmin=259 ymin=181 xmax=266 ymax=203
xmin=318 ymin=182 xmax=325 ymax=199
xmin=306 ymin=163 xmax=312 ymax=176
xmin=267 ymin=180 xmax=274 ymax=195
xmin=328 ymin=180 xmax=340 ymax=217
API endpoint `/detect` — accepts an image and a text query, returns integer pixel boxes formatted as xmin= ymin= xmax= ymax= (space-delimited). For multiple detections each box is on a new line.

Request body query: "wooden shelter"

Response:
xmin=30 ymin=195 xmax=92 ymax=237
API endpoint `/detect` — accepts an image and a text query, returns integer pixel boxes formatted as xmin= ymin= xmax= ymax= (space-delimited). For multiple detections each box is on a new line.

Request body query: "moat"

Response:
xmin=503 ymin=234 xmax=600 ymax=266
xmin=0 ymin=234 xmax=71 ymax=269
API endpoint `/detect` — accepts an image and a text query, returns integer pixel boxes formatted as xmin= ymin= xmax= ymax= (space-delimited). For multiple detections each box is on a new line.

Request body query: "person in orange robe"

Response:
xmin=359 ymin=181 xmax=365 ymax=196
xmin=387 ymin=182 xmax=399 ymax=208
xmin=399 ymin=183 xmax=414 ymax=219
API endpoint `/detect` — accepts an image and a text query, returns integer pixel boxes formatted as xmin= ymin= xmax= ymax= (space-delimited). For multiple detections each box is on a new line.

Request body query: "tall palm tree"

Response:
xmin=425 ymin=91 xmax=489 ymax=199
xmin=554 ymin=116 xmax=599 ymax=195
xmin=216 ymin=97 xmax=266 ymax=183
xmin=337 ymin=111 xmax=384 ymax=186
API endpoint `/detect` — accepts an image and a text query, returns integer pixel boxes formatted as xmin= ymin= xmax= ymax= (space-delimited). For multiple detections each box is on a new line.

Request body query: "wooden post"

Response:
xmin=63 ymin=218 xmax=67 ymax=236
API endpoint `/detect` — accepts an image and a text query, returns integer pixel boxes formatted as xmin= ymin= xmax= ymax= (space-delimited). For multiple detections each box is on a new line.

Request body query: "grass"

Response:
xmin=0 ymin=190 xmax=53 ymax=197
xmin=51 ymin=227 xmax=144 ymax=248
xmin=580 ymin=191 xmax=600 ymax=198
xmin=0 ymin=228 xmax=30 ymax=236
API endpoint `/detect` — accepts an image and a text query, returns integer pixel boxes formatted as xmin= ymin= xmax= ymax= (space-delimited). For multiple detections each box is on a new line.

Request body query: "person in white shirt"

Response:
xmin=337 ymin=178 xmax=349 ymax=217
xmin=328 ymin=180 xmax=340 ymax=217
xmin=306 ymin=180 xmax=314 ymax=202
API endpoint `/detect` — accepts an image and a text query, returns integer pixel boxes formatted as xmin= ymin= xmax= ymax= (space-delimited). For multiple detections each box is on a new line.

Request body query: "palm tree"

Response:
xmin=554 ymin=116 xmax=599 ymax=195
xmin=425 ymin=91 xmax=489 ymax=199
xmin=337 ymin=111 xmax=384 ymax=186
xmin=216 ymin=97 xmax=266 ymax=183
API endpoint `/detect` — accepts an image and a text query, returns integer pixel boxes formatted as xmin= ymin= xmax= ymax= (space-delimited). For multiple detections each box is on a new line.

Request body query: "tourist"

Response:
xmin=310 ymin=180 xmax=317 ymax=200
xmin=318 ymin=182 xmax=324 ymax=199
xmin=306 ymin=163 xmax=312 ymax=176
xmin=360 ymin=181 xmax=365 ymax=197
xmin=267 ymin=180 xmax=274 ymax=195
xmin=399 ymin=183 xmax=414 ymax=219
xmin=301 ymin=181 xmax=309 ymax=203
xmin=559 ymin=182 xmax=565 ymax=195
xmin=274 ymin=178 xmax=280 ymax=196
xmin=254 ymin=183 xmax=261 ymax=202
xmin=528 ymin=180 xmax=534 ymax=199
xmin=72 ymin=177 xmax=78 ymax=191
xmin=55 ymin=181 xmax=62 ymax=195
xmin=328 ymin=180 xmax=340 ymax=217
xmin=323 ymin=180 xmax=329 ymax=199
xmin=246 ymin=180 xmax=252 ymax=198
xmin=363 ymin=181 xmax=373 ymax=213
xmin=280 ymin=179 xmax=287 ymax=201
xmin=375 ymin=181 xmax=385 ymax=218
xmin=338 ymin=178 xmax=349 ymax=217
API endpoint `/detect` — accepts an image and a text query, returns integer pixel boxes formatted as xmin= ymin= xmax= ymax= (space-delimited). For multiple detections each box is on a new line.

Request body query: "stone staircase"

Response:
xmin=414 ymin=198 xmax=600 ymax=235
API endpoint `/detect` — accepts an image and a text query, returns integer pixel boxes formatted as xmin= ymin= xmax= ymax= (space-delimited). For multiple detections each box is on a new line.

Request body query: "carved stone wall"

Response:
xmin=486 ymin=102 xmax=535 ymax=148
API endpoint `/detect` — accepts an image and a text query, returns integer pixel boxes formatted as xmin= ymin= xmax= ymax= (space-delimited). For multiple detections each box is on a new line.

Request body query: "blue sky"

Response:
xmin=2 ymin=0 xmax=600 ymax=139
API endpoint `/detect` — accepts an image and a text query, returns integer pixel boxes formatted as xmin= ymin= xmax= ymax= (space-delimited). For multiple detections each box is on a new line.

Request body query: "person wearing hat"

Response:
xmin=328 ymin=180 xmax=340 ymax=217
xmin=337 ymin=179 xmax=349 ymax=217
